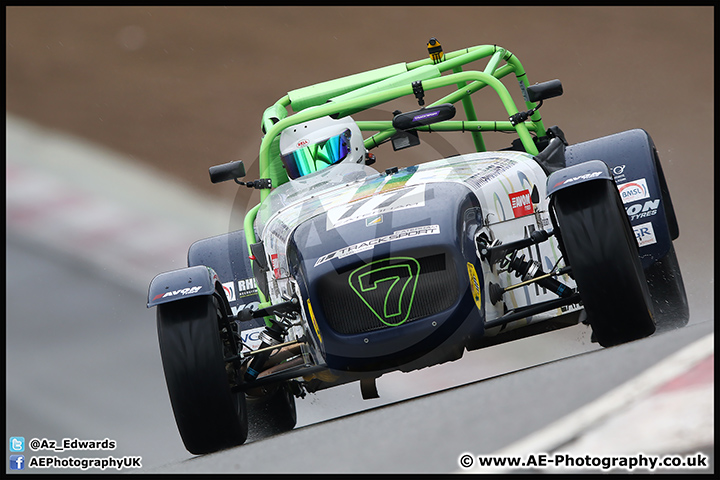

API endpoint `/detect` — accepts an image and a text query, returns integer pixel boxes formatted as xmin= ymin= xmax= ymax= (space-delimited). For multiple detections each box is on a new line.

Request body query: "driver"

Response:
xmin=279 ymin=115 xmax=367 ymax=180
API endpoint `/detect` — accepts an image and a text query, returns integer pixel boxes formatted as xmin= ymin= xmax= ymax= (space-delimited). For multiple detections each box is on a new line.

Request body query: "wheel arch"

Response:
xmin=545 ymin=159 xmax=613 ymax=198
xmin=147 ymin=265 xmax=224 ymax=309
xmin=564 ymin=129 xmax=678 ymax=267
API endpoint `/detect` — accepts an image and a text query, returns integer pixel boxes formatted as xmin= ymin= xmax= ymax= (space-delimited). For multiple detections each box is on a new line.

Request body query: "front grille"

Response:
xmin=317 ymin=252 xmax=459 ymax=335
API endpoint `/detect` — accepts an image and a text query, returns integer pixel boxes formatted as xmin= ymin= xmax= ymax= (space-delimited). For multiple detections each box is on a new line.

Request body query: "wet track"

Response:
xmin=6 ymin=7 xmax=714 ymax=474
xmin=5 ymin=219 xmax=713 ymax=473
xmin=5 ymin=225 xmax=713 ymax=473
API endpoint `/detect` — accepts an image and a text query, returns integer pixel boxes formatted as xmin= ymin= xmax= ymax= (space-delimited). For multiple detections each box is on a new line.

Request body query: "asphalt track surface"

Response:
xmin=5 ymin=218 xmax=714 ymax=473
xmin=6 ymin=6 xmax=714 ymax=474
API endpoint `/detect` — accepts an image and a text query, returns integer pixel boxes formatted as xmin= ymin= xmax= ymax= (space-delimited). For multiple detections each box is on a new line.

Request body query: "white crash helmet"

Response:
xmin=279 ymin=115 xmax=366 ymax=180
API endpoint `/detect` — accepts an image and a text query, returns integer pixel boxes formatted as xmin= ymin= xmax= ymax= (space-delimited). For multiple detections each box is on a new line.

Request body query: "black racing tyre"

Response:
xmin=247 ymin=382 xmax=297 ymax=438
xmin=552 ymin=180 xmax=655 ymax=347
xmin=157 ymin=295 xmax=248 ymax=454
xmin=644 ymin=244 xmax=689 ymax=333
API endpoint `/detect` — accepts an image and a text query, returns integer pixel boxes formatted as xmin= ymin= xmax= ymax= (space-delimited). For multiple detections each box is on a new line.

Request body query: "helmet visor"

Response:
xmin=281 ymin=129 xmax=352 ymax=179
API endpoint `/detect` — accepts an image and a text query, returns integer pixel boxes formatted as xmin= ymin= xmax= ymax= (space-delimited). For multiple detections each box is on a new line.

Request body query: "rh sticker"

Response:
xmin=236 ymin=277 xmax=257 ymax=298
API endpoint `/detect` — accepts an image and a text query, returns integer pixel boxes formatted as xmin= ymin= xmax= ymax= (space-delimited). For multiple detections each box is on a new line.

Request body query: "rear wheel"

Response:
xmin=157 ymin=295 xmax=248 ymax=454
xmin=553 ymin=180 xmax=655 ymax=347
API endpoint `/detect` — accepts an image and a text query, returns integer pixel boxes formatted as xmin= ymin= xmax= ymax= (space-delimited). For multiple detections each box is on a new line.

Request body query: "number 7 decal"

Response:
xmin=348 ymin=257 xmax=420 ymax=326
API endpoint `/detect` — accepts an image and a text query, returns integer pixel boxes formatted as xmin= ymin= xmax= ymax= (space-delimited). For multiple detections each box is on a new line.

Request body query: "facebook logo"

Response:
xmin=10 ymin=437 xmax=25 ymax=452
xmin=10 ymin=455 xmax=25 ymax=470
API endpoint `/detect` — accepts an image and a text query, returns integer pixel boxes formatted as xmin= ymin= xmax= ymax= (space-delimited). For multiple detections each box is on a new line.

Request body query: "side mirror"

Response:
xmin=391 ymin=130 xmax=420 ymax=151
xmin=209 ymin=160 xmax=246 ymax=184
xmin=527 ymin=79 xmax=563 ymax=103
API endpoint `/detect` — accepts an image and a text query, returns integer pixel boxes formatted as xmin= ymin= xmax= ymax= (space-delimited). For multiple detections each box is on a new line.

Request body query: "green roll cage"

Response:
xmin=244 ymin=43 xmax=551 ymax=310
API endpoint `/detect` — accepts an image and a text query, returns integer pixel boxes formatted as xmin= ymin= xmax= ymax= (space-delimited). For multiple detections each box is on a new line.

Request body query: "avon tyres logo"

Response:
xmin=348 ymin=257 xmax=420 ymax=327
xmin=152 ymin=286 xmax=203 ymax=301
xmin=553 ymin=171 xmax=603 ymax=188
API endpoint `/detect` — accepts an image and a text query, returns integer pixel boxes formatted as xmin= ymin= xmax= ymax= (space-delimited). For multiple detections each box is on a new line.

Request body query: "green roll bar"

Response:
xmin=244 ymin=44 xmax=550 ymax=306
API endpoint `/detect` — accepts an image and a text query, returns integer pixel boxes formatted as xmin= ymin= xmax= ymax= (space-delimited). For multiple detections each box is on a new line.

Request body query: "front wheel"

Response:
xmin=645 ymin=245 xmax=689 ymax=333
xmin=552 ymin=180 xmax=655 ymax=347
xmin=157 ymin=295 xmax=248 ymax=454
xmin=247 ymin=382 xmax=298 ymax=440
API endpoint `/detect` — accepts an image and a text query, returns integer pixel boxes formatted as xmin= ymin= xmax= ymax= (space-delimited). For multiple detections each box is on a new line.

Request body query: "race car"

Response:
xmin=147 ymin=39 xmax=688 ymax=454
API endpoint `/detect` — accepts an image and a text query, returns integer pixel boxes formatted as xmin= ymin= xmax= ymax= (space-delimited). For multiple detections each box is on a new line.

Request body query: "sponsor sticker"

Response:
xmin=553 ymin=171 xmax=603 ymax=188
xmin=314 ymin=224 xmax=440 ymax=267
xmin=238 ymin=326 xmax=265 ymax=352
xmin=349 ymin=166 xmax=418 ymax=202
xmin=307 ymin=299 xmax=322 ymax=343
xmin=152 ymin=285 xmax=203 ymax=301
xmin=271 ymin=253 xmax=282 ymax=279
xmin=230 ymin=300 xmax=260 ymax=317
xmin=626 ymin=199 xmax=660 ymax=221
xmin=327 ymin=184 xmax=425 ymax=229
xmin=633 ymin=221 xmax=657 ymax=247
xmin=508 ymin=189 xmax=533 ymax=218
xmin=412 ymin=110 xmax=440 ymax=122
xmin=612 ymin=164 xmax=627 ymax=183
xmin=464 ymin=158 xmax=517 ymax=190
xmin=236 ymin=277 xmax=258 ymax=298
xmin=617 ymin=178 xmax=650 ymax=204
xmin=467 ymin=263 xmax=482 ymax=311
xmin=222 ymin=281 xmax=236 ymax=302
xmin=366 ymin=215 xmax=383 ymax=226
